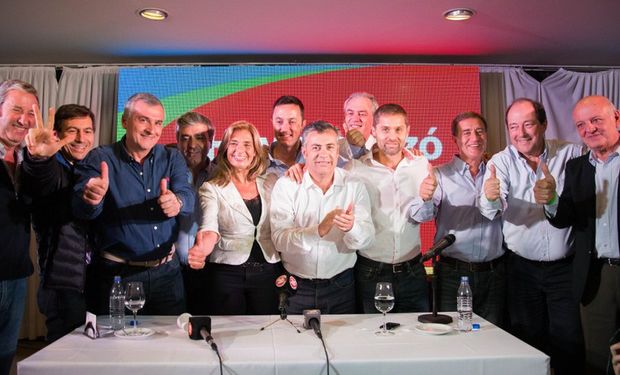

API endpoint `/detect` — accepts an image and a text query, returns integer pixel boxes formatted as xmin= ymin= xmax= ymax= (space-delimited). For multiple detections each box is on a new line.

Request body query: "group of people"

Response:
xmin=0 ymin=78 xmax=618 ymax=375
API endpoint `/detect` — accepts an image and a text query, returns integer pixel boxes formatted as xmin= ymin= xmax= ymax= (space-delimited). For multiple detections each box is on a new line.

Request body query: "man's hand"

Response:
xmin=611 ymin=342 xmax=620 ymax=375
xmin=333 ymin=202 xmax=355 ymax=232
xmin=82 ymin=161 xmax=109 ymax=205
xmin=533 ymin=161 xmax=557 ymax=204
xmin=284 ymin=163 xmax=305 ymax=184
xmin=187 ymin=231 xmax=214 ymax=270
xmin=158 ymin=178 xmax=182 ymax=217
xmin=483 ymin=164 xmax=501 ymax=201
xmin=318 ymin=202 xmax=356 ymax=237
xmin=346 ymin=128 xmax=366 ymax=148
xmin=419 ymin=164 xmax=437 ymax=201
xmin=25 ymin=105 xmax=75 ymax=159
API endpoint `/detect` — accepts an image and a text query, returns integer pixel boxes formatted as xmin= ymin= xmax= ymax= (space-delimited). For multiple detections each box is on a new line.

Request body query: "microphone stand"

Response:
xmin=418 ymin=255 xmax=453 ymax=324
xmin=260 ymin=309 xmax=301 ymax=333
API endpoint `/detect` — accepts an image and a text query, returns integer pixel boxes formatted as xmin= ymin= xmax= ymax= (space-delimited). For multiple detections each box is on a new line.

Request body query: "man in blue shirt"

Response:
xmin=73 ymin=93 xmax=194 ymax=316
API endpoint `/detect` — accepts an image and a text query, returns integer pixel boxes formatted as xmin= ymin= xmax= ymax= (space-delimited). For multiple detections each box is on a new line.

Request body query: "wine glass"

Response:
xmin=374 ymin=282 xmax=395 ymax=336
xmin=124 ymin=281 xmax=146 ymax=335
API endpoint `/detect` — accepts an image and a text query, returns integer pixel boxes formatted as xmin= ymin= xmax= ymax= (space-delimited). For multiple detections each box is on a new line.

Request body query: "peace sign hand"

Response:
xmin=25 ymin=105 xmax=75 ymax=159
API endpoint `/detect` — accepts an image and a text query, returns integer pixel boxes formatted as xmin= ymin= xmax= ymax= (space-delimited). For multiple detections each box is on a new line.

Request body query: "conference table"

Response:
xmin=18 ymin=313 xmax=549 ymax=375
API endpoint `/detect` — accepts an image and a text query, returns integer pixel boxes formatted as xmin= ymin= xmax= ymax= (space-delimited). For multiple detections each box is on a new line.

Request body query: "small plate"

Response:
xmin=414 ymin=323 xmax=453 ymax=335
xmin=114 ymin=328 xmax=155 ymax=339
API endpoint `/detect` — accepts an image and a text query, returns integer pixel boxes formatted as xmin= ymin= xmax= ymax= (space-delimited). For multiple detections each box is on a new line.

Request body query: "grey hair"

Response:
xmin=301 ymin=120 xmax=340 ymax=146
xmin=0 ymin=79 xmax=38 ymax=107
xmin=343 ymin=92 xmax=379 ymax=113
xmin=121 ymin=93 xmax=163 ymax=122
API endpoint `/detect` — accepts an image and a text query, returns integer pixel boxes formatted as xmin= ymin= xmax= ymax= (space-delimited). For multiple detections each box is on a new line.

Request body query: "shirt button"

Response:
xmin=140 ymin=172 xmax=143 ymax=176
xmin=147 ymin=188 xmax=151 ymax=193
xmin=150 ymin=207 xmax=154 ymax=211
xmin=154 ymin=226 xmax=158 ymax=230
xmin=156 ymin=244 xmax=160 ymax=248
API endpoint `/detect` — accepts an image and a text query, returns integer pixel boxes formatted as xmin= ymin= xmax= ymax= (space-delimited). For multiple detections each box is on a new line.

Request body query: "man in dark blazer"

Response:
xmin=536 ymin=95 xmax=620 ymax=375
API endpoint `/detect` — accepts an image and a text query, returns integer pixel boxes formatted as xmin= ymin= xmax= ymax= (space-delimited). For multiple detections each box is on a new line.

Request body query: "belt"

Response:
xmin=439 ymin=255 xmax=504 ymax=272
xmin=357 ymin=254 xmax=421 ymax=274
xmin=296 ymin=268 xmax=353 ymax=285
xmin=599 ymin=257 xmax=620 ymax=266
xmin=99 ymin=247 xmax=175 ymax=268
xmin=510 ymin=252 xmax=574 ymax=266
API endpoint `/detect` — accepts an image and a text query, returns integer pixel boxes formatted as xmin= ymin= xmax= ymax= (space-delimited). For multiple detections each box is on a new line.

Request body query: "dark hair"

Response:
xmin=175 ymin=111 xmax=214 ymax=141
xmin=0 ymin=79 xmax=38 ymax=106
xmin=373 ymin=103 xmax=409 ymax=127
xmin=451 ymin=111 xmax=487 ymax=136
xmin=121 ymin=93 xmax=163 ymax=123
xmin=54 ymin=104 xmax=96 ymax=132
xmin=301 ymin=120 xmax=340 ymax=146
xmin=272 ymin=96 xmax=305 ymax=118
xmin=505 ymin=98 xmax=546 ymax=125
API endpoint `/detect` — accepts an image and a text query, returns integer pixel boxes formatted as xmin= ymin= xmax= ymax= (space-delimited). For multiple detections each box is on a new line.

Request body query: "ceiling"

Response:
xmin=2 ymin=0 xmax=619 ymax=67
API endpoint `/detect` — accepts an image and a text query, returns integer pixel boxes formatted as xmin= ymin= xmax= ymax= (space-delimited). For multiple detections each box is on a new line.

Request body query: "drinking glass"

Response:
xmin=374 ymin=282 xmax=395 ymax=336
xmin=124 ymin=281 xmax=146 ymax=335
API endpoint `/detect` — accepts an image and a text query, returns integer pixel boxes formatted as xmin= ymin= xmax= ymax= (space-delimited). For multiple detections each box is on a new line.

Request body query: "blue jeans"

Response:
xmin=0 ymin=277 xmax=27 ymax=375
xmin=287 ymin=268 xmax=356 ymax=315
xmin=355 ymin=256 xmax=429 ymax=313
xmin=86 ymin=256 xmax=185 ymax=316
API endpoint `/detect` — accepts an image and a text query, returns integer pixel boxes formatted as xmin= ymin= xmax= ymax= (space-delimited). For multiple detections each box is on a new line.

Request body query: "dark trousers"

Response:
xmin=85 ymin=256 xmax=185 ymax=316
xmin=207 ymin=262 xmax=281 ymax=315
xmin=437 ymin=257 xmax=506 ymax=328
xmin=507 ymin=252 xmax=584 ymax=375
xmin=37 ymin=287 xmax=86 ymax=342
xmin=181 ymin=264 xmax=211 ymax=315
xmin=288 ymin=268 xmax=356 ymax=315
xmin=581 ymin=262 xmax=620 ymax=375
xmin=355 ymin=255 xmax=429 ymax=314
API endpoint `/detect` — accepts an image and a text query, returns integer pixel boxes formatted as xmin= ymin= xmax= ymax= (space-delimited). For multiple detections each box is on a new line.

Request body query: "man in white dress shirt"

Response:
xmin=479 ymin=98 xmax=584 ymax=375
xmin=270 ymin=120 xmax=375 ymax=314
xmin=346 ymin=103 xmax=431 ymax=313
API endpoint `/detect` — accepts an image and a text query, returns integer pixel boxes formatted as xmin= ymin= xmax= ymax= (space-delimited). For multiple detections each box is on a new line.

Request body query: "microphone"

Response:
xmin=276 ymin=274 xmax=298 ymax=319
xmin=303 ymin=309 xmax=322 ymax=339
xmin=188 ymin=316 xmax=218 ymax=351
xmin=419 ymin=234 xmax=456 ymax=263
xmin=177 ymin=312 xmax=192 ymax=332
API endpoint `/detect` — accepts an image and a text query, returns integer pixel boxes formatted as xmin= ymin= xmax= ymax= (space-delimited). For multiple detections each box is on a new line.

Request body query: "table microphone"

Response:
xmin=419 ymin=234 xmax=456 ymax=263
xmin=276 ymin=274 xmax=298 ymax=319
xmin=188 ymin=316 xmax=218 ymax=351
xmin=303 ymin=309 xmax=322 ymax=339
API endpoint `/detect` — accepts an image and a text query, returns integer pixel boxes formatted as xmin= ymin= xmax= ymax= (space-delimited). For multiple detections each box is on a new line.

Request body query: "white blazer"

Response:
xmin=198 ymin=173 xmax=280 ymax=265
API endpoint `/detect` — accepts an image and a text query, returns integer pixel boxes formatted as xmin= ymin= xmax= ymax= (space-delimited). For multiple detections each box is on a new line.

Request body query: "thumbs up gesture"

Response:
xmin=533 ymin=161 xmax=557 ymax=204
xmin=188 ymin=231 xmax=215 ymax=269
xmin=83 ymin=161 xmax=109 ymax=205
xmin=158 ymin=178 xmax=182 ymax=217
xmin=483 ymin=164 xmax=501 ymax=201
xmin=333 ymin=202 xmax=355 ymax=232
xmin=419 ymin=163 xmax=438 ymax=201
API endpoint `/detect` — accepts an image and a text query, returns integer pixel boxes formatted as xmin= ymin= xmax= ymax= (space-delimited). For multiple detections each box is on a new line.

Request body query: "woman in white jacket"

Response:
xmin=188 ymin=121 xmax=280 ymax=314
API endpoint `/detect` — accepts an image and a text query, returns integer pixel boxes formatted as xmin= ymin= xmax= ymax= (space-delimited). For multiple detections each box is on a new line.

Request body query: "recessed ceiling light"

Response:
xmin=443 ymin=8 xmax=475 ymax=21
xmin=138 ymin=8 xmax=169 ymax=21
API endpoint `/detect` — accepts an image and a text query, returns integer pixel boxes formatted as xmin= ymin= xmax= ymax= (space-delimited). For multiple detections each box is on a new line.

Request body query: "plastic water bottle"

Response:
xmin=109 ymin=275 xmax=125 ymax=330
xmin=457 ymin=276 xmax=473 ymax=332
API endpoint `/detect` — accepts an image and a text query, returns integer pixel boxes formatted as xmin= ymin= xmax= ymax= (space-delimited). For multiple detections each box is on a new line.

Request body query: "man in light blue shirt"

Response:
xmin=411 ymin=112 xmax=505 ymax=326
xmin=479 ymin=98 xmax=584 ymax=375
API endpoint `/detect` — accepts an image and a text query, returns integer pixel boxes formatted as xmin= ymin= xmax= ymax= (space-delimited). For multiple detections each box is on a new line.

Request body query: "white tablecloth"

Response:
xmin=18 ymin=313 xmax=549 ymax=375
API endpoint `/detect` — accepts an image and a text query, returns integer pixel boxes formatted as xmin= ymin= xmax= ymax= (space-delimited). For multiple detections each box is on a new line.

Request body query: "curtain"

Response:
xmin=481 ymin=67 xmax=620 ymax=144
xmin=58 ymin=66 xmax=120 ymax=146
xmin=0 ymin=67 xmax=58 ymax=339
xmin=480 ymin=71 xmax=507 ymax=155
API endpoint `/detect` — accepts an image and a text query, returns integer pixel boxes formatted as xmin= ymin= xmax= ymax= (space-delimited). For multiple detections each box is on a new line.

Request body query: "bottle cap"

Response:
xmin=461 ymin=276 xmax=469 ymax=282
xmin=472 ymin=323 xmax=480 ymax=331
xmin=113 ymin=275 xmax=121 ymax=283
